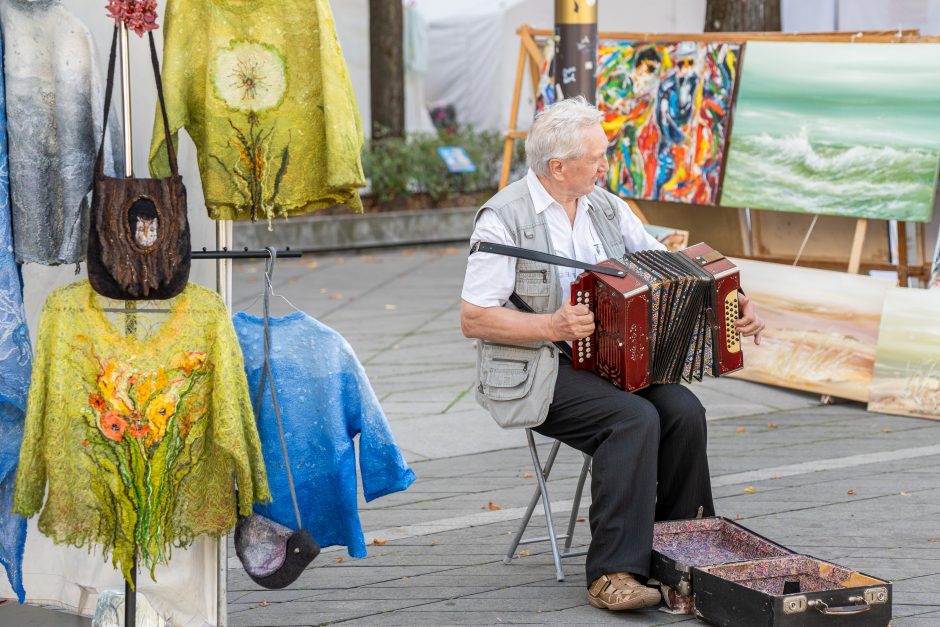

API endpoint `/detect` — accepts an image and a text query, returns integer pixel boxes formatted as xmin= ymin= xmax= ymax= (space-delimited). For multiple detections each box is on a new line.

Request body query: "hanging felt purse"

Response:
xmin=234 ymin=249 xmax=320 ymax=589
xmin=87 ymin=27 xmax=190 ymax=300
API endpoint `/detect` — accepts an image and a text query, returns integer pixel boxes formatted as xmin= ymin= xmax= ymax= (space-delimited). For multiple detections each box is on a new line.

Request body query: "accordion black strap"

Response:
xmin=470 ymin=241 xmax=626 ymax=278
xmin=507 ymin=293 xmax=573 ymax=360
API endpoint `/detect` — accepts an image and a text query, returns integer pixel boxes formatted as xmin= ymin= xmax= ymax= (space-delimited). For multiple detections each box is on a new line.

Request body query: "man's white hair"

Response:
xmin=525 ymin=96 xmax=603 ymax=177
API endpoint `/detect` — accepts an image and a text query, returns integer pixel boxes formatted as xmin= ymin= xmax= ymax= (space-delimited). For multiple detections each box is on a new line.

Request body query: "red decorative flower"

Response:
xmin=99 ymin=411 xmax=128 ymax=442
xmin=128 ymin=421 xmax=151 ymax=439
xmin=89 ymin=393 xmax=107 ymax=414
xmin=105 ymin=0 xmax=159 ymax=36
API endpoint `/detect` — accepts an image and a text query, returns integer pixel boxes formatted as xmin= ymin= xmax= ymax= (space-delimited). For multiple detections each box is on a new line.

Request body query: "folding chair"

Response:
xmin=504 ymin=429 xmax=592 ymax=581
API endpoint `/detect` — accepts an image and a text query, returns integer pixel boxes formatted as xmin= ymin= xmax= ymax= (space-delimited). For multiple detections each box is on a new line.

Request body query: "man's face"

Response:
xmin=553 ymin=124 xmax=609 ymax=197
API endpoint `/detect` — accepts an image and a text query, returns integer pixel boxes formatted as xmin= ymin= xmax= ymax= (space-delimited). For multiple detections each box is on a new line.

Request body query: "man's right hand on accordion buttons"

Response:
xmin=549 ymin=302 xmax=595 ymax=341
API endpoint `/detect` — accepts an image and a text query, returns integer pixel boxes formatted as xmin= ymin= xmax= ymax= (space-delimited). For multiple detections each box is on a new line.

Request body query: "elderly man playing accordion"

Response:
xmin=460 ymin=97 xmax=764 ymax=612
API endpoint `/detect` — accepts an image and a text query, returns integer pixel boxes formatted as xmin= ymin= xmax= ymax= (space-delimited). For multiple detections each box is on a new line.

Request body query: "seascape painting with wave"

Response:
xmin=721 ymin=42 xmax=940 ymax=222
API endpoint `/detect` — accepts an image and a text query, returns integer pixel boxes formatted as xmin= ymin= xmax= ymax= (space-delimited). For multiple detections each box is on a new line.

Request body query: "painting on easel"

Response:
xmin=930 ymin=233 xmax=940 ymax=289
xmin=721 ymin=42 xmax=940 ymax=222
xmin=869 ymin=288 xmax=940 ymax=420
xmin=597 ymin=41 xmax=742 ymax=205
xmin=728 ymin=258 xmax=894 ymax=402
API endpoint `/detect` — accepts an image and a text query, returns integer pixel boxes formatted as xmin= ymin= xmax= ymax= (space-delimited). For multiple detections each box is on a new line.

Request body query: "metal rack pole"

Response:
xmin=215 ymin=220 xmax=233 ymax=627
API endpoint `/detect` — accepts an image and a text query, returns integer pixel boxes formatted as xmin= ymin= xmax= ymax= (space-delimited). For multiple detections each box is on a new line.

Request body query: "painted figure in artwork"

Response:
xmin=655 ymin=43 xmax=700 ymax=198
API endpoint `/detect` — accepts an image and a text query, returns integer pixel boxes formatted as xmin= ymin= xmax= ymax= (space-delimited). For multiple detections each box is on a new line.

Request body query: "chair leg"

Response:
xmin=563 ymin=453 xmax=591 ymax=553
xmin=503 ymin=437 xmax=561 ymax=564
xmin=526 ymin=430 xmax=566 ymax=582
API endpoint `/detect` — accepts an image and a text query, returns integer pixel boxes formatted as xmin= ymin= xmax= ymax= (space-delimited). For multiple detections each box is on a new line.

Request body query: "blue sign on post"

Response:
xmin=437 ymin=146 xmax=476 ymax=173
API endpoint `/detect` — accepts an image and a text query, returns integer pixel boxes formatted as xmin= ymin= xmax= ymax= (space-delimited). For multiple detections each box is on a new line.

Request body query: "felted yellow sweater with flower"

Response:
xmin=148 ymin=0 xmax=365 ymax=223
xmin=12 ymin=280 xmax=270 ymax=585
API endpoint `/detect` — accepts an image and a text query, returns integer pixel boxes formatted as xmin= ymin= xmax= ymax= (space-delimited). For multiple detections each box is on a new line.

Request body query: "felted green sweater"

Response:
xmin=148 ymin=0 xmax=365 ymax=222
xmin=13 ymin=281 xmax=270 ymax=584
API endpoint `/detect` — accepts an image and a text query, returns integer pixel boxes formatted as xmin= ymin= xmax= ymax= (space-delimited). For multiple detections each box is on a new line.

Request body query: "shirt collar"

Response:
xmin=525 ymin=169 xmax=593 ymax=215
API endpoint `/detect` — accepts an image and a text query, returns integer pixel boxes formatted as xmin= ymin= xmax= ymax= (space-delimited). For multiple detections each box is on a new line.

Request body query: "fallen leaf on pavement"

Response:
xmin=743 ymin=486 xmax=757 ymax=494
xmin=402 ymin=249 xmax=414 ymax=256
xmin=522 ymin=472 xmax=533 ymax=479
xmin=443 ymin=247 xmax=459 ymax=255
xmin=767 ymin=423 xmax=778 ymax=429
xmin=928 ymin=538 xmax=940 ymax=543
xmin=430 ymin=540 xmax=440 ymax=546
xmin=517 ymin=550 xmax=529 ymax=557
xmin=259 ymin=600 xmax=268 ymax=607
xmin=577 ymin=517 xmax=586 ymax=522
xmin=736 ymin=427 xmax=746 ymax=433
xmin=882 ymin=428 xmax=893 ymax=433
xmin=333 ymin=557 xmax=345 ymax=563
xmin=384 ymin=304 xmax=397 ymax=310
xmin=735 ymin=515 xmax=743 ymax=520
xmin=372 ymin=538 xmax=388 ymax=545
xmin=306 ymin=260 xmax=319 ymax=269
xmin=319 ymin=288 xmax=328 ymax=293
xmin=484 ymin=501 xmax=503 ymax=511
xmin=847 ymin=490 xmax=857 ymax=496
xmin=336 ymin=258 xmax=347 ymax=264
xmin=329 ymin=293 xmax=345 ymax=301
xmin=771 ymin=475 xmax=782 ymax=480
xmin=900 ymin=491 xmax=913 ymax=497
xmin=360 ymin=255 xmax=374 ymax=262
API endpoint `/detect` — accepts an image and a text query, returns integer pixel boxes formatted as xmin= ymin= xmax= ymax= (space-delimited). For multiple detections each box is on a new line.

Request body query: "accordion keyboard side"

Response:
xmin=571 ymin=263 xmax=650 ymax=391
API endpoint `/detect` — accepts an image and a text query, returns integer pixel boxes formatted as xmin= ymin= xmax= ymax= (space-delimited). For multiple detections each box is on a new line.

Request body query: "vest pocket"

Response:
xmin=479 ymin=343 xmax=542 ymax=401
xmin=515 ymin=260 xmax=551 ymax=297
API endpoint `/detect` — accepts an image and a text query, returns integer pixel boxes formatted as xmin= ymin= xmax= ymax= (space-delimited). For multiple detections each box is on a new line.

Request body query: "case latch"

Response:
xmin=783 ymin=595 xmax=807 ymax=614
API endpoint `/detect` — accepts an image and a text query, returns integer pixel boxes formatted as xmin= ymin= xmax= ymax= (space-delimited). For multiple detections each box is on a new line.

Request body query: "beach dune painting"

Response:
xmin=728 ymin=258 xmax=894 ymax=402
xmin=869 ymin=288 xmax=940 ymax=420
xmin=721 ymin=42 xmax=940 ymax=222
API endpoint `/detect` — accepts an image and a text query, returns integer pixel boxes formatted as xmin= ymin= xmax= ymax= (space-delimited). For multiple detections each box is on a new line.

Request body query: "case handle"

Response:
xmin=808 ymin=598 xmax=871 ymax=616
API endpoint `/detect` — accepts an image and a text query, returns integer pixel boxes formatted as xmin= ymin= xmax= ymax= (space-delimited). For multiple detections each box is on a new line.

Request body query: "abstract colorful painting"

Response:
xmin=597 ymin=41 xmax=741 ymax=205
xmin=722 ymin=42 xmax=940 ymax=222
xmin=869 ymin=288 xmax=940 ymax=420
xmin=728 ymin=258 xmax=894 ymax=402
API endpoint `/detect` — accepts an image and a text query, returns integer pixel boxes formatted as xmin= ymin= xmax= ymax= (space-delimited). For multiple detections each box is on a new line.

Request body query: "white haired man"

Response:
xmin=460 ymin=97 xmax=764 ymax=612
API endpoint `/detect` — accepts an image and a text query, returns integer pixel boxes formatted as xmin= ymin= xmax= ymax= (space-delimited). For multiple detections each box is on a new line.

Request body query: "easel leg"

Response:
xmin=847 ymin=218 xmax=868 ymax=275
xmin=897 ymin=221 xmax=910 ymax=287
xmin=499 ymin=41 xmax=528 ymax=190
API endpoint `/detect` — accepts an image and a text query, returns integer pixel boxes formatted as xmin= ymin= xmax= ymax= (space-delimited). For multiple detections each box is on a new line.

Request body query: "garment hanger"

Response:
xmin=241 ymin=247 xmax=304 ymax=316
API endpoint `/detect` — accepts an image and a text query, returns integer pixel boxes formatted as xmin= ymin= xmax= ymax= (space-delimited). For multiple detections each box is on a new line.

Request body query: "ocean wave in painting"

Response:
xmin=722 ymin=127 xmax=938 ymax=220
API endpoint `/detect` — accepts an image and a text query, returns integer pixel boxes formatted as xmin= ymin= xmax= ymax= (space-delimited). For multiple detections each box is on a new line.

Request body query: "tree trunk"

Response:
xmin=705 ymin=0 xmax=781 ymax=32
xmin=369 ymin=0 xmax=404 ymax=139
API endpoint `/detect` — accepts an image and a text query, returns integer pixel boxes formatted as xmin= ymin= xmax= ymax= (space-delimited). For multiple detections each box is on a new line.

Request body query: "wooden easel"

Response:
xmin=500 ymin=26 xmax=930 ymax=283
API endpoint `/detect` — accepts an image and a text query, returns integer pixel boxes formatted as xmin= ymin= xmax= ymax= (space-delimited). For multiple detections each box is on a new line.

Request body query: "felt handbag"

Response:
xmin=87 ymin=27 xmax=190 ymax=300
xmin=234 ymin=249 xmax=320 ymax=589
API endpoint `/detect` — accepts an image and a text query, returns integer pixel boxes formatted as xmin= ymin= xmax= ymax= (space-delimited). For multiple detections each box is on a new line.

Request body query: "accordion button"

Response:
xmin=578 ymin=358 xmax=584 ymax=363
xmin=577 ymin=291 xmax=583 ymax=297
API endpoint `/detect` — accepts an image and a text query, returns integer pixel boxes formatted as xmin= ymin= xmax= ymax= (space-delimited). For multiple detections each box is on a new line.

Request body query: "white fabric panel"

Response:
xmin=782 ymin=0 xmax=837 ymax=32
xmin=413 ymin=0 xmax=707 ymax=132
xmin=839 ymin=0 xmax=940 ymax=35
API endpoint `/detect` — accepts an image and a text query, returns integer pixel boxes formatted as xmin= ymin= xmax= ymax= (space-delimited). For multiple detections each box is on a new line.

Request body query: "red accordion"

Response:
xmin=570 ymin=243 xmax=743 ymax=392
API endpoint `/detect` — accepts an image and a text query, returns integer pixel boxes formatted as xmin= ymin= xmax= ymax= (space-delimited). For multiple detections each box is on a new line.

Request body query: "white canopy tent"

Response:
xmin=783 ymin=0 xmax=940 ymax=34
xmin=332 ymin=0 xmax=708 ymax=136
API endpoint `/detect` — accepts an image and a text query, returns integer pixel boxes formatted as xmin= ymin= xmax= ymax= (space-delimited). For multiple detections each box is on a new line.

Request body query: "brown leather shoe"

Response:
xmin=588 ymin=572 xmax=662 ymax=611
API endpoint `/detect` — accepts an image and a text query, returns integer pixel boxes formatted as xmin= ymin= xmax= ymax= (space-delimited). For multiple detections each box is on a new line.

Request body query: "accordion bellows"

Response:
xmin=571 ymin=243 xmax=743 ymax=391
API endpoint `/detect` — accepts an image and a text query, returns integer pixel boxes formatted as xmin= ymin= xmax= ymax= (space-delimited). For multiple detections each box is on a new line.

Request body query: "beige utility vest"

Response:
xmin=472 ymin=178 xmax=627 ymax=428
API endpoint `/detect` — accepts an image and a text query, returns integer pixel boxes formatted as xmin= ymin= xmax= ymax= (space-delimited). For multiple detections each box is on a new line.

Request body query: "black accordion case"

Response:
xmin=651 ymin=517 xmax=892 ymax=626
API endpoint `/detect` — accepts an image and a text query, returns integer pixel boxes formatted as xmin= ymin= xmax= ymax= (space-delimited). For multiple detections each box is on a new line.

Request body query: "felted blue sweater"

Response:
xmin=0 ymin=24 xmax=33 ymax=603
xmin=233 ymin=311 xmax=415 ymax=558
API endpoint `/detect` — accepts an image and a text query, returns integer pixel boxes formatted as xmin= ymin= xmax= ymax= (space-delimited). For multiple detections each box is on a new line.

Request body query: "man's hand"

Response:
xmin=550 ymin=302 xmax=595 ymax=341
xmin=735 ymin=292 xmax=765 ymax=345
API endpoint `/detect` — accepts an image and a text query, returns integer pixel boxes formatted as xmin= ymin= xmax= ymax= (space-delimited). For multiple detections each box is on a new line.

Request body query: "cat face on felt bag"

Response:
xmin=86 ymin=27 xmax=190 ymax=301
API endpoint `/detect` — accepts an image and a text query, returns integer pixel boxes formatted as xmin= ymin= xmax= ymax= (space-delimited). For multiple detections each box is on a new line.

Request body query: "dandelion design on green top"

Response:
xmin=210 ymin=40 xmax=290 ymax=224
xmin=81 ymin=349 xmax=211 ymax=574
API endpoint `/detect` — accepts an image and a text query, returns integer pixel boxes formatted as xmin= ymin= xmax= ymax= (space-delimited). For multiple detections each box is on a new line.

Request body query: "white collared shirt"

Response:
xmin=462 ymin=170 xmax=666 ymax=308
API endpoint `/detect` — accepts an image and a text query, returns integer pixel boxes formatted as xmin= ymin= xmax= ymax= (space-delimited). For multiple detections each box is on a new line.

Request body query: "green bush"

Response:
xmin=362 ymin=127 xmax=525 ymax=205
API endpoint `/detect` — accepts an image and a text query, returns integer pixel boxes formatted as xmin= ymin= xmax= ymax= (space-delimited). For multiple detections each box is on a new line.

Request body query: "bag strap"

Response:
xmin=252 ymin=247 xmax=304 ymax=530
xmin=470 ymin=241 xmax=626 ymax=278
xmin=96 ymin=27 xmax=179 ymax=177
xmin=507 ymin=293 xmax=573 ymax=360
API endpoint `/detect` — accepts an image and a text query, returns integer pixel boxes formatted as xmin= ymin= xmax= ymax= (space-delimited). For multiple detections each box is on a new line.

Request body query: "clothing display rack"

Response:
xmin=113 ymin=22 xmax=301 ymax=627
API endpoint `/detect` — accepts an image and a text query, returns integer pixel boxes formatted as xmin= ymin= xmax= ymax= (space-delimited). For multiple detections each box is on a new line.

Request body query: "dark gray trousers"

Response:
xmin=533 ymin=357 xmax=715 ymax=585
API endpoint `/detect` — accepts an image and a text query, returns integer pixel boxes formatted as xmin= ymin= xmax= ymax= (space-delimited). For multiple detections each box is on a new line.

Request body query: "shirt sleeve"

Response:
xmin=343 ymin=348 xmax=416 ymax=502
xmin=617 ymin=197 xmax=667 ymax=253
xmin=12 ymin=300 xmax=52 ymax=517
xmin=210 ymin=310 xmax=271 ymax=516
xmin=461 ymin=209 xmax=517 ymax=308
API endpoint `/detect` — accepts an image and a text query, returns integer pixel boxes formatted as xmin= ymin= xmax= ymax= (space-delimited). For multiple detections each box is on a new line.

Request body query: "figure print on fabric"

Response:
xmin=13 ymin=281 xmax=270 ymax=585
xmin=233 ymin=311 xmax=415 ymax=558
xmin=0 ymin=23 xmax=33 ymax=604
xmin=149 ymin=0 xmax=365 ymax=224
xmin=0 ymin=0 xmax=123 ymax=265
